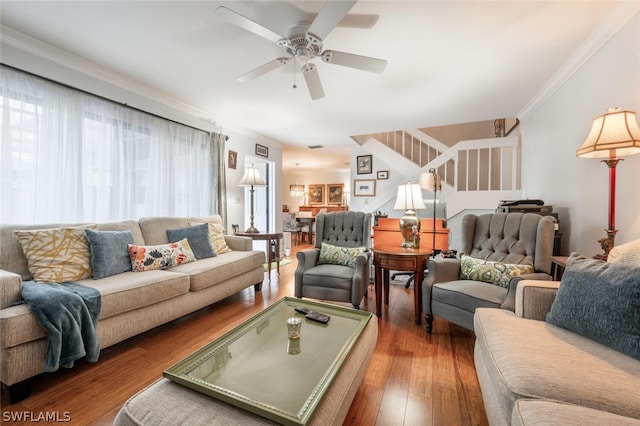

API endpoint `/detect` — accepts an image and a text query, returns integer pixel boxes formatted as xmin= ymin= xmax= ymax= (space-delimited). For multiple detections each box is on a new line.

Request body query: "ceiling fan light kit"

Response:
xmin=216 ymin=1 xmax=387 ymax=100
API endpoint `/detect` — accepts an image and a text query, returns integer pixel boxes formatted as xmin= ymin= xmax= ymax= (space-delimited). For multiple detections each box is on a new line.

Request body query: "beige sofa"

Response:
xmin=0 ymin=215 xmax=266 ymax=402
xmin=473 ymin=241 xmax=640 ymax=425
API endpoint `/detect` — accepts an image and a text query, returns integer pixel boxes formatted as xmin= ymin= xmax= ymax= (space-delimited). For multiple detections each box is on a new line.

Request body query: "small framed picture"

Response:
xmin=377 ymin=170 xmax=389 ymax=180
xmin=327 ymin=183 xmax=344 ymax=205
xmin=228 ymin=150 xmax=237 ymax=169
xmin=353 ymin=179 xmax=376 ymax=197
xmin=255 ymin=144 xmax=269 ymax=158
xmin=356 ymin=155 xmax=372 ymax=174
xmin=308 ymin=184 xmax=325 ymax=205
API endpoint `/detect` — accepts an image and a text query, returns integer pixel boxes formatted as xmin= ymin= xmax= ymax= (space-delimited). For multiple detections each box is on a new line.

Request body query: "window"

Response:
xmin=0 ymin=67 xmax=214 ymax=223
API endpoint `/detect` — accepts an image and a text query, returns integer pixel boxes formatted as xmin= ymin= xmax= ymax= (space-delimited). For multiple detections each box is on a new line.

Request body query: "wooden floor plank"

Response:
xmin=1 ymin=243 xmax=488 ymax=425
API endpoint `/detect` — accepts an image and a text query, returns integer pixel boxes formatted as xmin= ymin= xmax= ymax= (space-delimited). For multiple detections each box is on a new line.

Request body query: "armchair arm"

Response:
xmin=514 ymin=280 xmax=561 ymax=320
xmin=350 ymin=252 xmax=371 ymax=304
xmin=422 ymin=258 xmax=461 ymax=315
xmin=501 ymin=272 xmax=552 ymax=311
xmin=0 ymin=270 xmax=22 ymax=309
xmin=425 ymin=258 xmax=461 ymax=284
xmin=224 ymin=235 xmax=253 ymax=251
xmin=294 ymin=249 xmax=320 ymax=297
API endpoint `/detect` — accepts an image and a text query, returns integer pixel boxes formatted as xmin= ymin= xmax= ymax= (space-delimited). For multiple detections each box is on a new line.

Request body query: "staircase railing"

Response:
xmin=360 ymin=134 xmax=521 ymax=217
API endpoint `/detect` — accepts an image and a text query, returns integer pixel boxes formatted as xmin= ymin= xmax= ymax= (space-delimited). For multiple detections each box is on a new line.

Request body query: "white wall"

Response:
xmin=520 ymin=13 xmax=640 ymax=255
xmin=282 ymin=169 xmax=349 ymax=212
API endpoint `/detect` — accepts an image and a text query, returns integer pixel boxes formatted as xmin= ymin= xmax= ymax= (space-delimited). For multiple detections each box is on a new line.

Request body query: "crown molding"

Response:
xmin=518 ymin=2 xmax=640 ymax=120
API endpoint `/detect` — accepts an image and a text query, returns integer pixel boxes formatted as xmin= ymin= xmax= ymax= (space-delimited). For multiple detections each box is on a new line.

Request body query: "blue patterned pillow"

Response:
xmin=460 ymin=254 xmax=533 ymax=287
xmin=546 ymin=253 xmax=640 ymax=360
xmin=318 ymin=243 xmax=367 ymax=268
xmin=167 ymin=223 xmax=215 ymax=259
xmin=85 ymin=229 xmax=134 ymax=279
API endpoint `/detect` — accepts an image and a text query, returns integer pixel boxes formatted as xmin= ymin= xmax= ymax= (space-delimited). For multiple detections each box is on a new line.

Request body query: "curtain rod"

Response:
xmin=1 ymin=63 xmax=228 ymax=139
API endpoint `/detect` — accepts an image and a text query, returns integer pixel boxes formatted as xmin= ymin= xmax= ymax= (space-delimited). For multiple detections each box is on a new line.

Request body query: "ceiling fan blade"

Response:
xmin=307 ymin=0 xmax=357 ymax=40
xmin=237 ymin=57 xmax=290 ymax=82
xmin=215 ymin=6 xmax=287 ymax=44
xmin=321 ymin=50 xmax=387 ymax=74
xmin=302 ymin=63 xmax=325 ymax=100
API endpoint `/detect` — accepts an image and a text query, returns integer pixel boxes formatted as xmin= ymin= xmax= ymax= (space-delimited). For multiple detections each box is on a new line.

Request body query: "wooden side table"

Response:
xmin=235 ymin=232 xmax=283 ymax=280
xmin=551 ymin=256 xmax=569 ymax=281
xmin=373 ymin=244 xmax=432 ymax=325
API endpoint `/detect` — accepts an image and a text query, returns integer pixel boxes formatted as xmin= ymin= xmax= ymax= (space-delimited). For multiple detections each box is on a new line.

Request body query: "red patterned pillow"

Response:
xmin=128 ymin=238 xmax=196 ymax=272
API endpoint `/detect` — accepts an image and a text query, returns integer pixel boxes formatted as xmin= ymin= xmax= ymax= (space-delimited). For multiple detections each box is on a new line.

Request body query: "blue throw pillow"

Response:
xmin=166 ymin=223 xmax=215 ymax=259
xmin=546 ymin=253 xmax=640 ymax=360
xmin=85 ymin=229 xmax=135 ymax=279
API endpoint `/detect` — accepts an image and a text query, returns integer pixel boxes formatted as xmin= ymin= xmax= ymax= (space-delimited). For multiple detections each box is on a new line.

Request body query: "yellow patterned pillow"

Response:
xmin=189 ymin=222 xmax=232 ymax=254
xmin=14 ymin=225 xmax=97 ymax=282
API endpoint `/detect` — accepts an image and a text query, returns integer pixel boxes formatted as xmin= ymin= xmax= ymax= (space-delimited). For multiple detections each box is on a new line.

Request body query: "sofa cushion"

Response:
xmin=85 ymin=229 xmax=135 ymax=279
xmin=433 ymin=280 xmax=507 ymax=313
xmin=474 ymin=307 xmax=640 ymax=422
xmin=138 ymin=216 xmax=223 ymax=245
xmin=167 ymin=223 xmax=216 ymax=259
xmin=14 ymin=225 xmax=97 ymax=282
xmin=167 ymin=250 xmax=265 ymax=292
xmin=78 ymin=270 xmax=191 ymax=320
xmin=460 ymin=254 xmax=533 ymax=287
xmin=128 ymin=239 xmax=196 ymax=272
xmin=546 ymin=253 xmax=640 ymax=360
xmin=511 ymin=399 xmax=640 ymax=426
xmin=608 ymin=239 xmax=640 ymax=267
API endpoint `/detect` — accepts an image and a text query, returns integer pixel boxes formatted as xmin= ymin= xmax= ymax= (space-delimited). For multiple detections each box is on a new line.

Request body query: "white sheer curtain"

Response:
xmin=0 ymin=67 xmax=213 ymax=224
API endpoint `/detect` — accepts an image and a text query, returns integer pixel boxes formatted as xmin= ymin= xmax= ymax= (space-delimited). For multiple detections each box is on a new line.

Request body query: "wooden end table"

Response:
xmin=551 ymin=255 xmax=569 ymax=281
xmin=235 ymin=232 xmax=283 ymax=280
xmin=373 ymin=244 xmax=432 ymax=325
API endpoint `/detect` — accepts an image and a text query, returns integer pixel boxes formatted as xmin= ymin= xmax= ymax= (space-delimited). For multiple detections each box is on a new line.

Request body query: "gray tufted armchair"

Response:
xmin=295 ymin=211 xmax=372 ymax=309
xmin=422 ymin=213 xmax=556 ymax=333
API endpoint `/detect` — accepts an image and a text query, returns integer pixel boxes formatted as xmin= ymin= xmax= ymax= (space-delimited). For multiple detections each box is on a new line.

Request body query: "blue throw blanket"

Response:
xmin=21 ymin=281 xmax=101 ymax=372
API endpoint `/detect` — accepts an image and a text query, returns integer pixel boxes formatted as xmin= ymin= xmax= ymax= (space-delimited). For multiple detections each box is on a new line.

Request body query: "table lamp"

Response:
xmin=576 ymin=107 xmax=640 ymax=259
xmin=238 ymin=164 xmax=267 ymax=233
xmin=393 ymin=183 xmax=426 ymax=248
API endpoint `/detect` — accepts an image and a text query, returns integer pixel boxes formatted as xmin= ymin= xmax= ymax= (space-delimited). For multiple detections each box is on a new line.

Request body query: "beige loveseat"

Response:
xmin=473 ymin=240 xmax=640 ymax=425
xmin=0 ymin=215 xmax=266 ymax=402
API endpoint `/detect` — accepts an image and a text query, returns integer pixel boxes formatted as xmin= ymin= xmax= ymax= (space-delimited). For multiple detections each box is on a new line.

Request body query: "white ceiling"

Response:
xmin=0 ymin=1 xmax=622 ymax=171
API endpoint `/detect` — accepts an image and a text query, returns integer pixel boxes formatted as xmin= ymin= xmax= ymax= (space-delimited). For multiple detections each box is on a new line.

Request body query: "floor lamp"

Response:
xmin=420 ymin=168 xmax=441 ymax=257
xmin=576 ymin=107 xmax=640 ymax=259
xmin=238 ymin=164 xmax=267 ymax=233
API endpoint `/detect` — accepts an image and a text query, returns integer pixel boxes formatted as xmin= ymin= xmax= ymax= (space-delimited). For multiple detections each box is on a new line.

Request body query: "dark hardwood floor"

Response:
xmin=1 ymin=242 xmax=488 ymax=425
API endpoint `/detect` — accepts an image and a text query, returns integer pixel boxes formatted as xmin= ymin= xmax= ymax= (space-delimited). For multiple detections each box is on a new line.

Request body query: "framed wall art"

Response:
xmin=327 ymin=184 xmax=344 ymax=205
xmin=353 ymin=179 xmax=376 ymax=197
xmin=356 ymin=155 xmax=372 ymax=174
xmin=227 ymin=150 xmax=237 ymax=169
xmin=308 ymin=184 xmax=325 ymax=205
xmin=255 ymin=144 xmax=269 ymax=158
xmin=376 ymin=170 xmax=389 ymax=180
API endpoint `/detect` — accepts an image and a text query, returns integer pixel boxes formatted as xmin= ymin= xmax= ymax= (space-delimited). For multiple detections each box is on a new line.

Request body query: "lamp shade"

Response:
xmin=238 ymin=165 xmax=266 ymax=187
xmin=393 ymin=183 xmax=426 ymax=211
xmin=577 ymin=107 xmax=640 ymax=159
xmin=419 ymin=170 xmax=441 ymax=191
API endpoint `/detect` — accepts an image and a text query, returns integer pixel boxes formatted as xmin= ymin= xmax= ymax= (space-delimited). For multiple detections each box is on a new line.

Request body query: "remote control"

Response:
xmin=306 ymin=311 xmax=330 ymax=323
xmin=294 ymin=306 xmax=311 ymax=315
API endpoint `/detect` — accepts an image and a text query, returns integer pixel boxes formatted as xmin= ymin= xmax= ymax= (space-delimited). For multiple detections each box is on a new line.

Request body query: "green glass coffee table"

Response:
xmin=163 ymin=297 xmax=373 ymax=426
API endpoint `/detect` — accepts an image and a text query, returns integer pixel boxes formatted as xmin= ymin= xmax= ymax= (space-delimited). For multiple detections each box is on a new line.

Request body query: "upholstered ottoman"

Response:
xmin=114 ymin=316 xmax=377 ymax=426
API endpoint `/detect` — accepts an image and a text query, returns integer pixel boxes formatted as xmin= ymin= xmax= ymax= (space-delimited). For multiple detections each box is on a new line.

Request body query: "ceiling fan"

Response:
xmin=215 ymin=0 xmax=387 ymax=100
